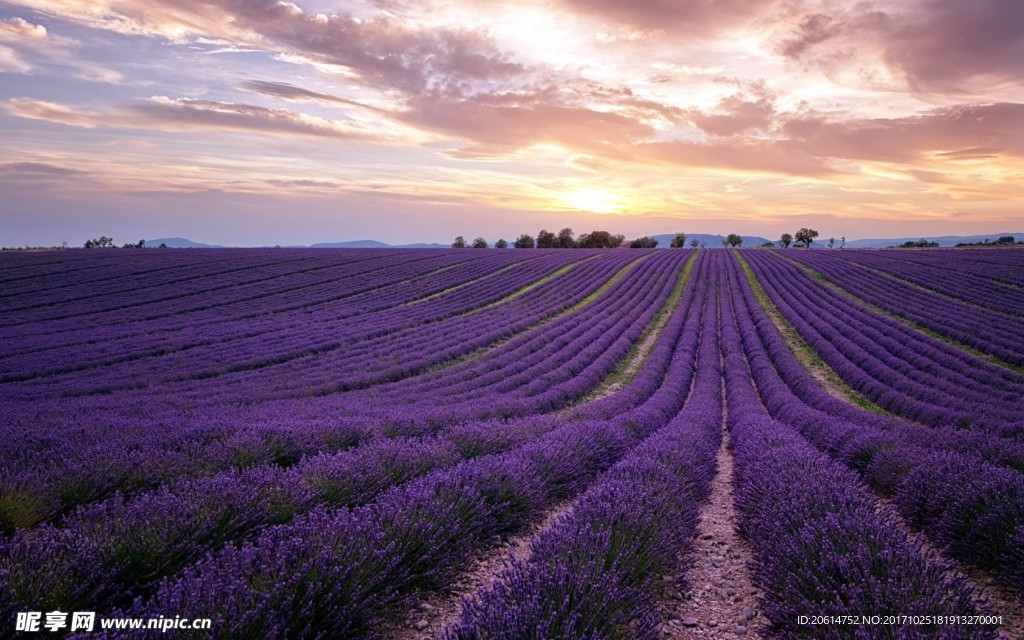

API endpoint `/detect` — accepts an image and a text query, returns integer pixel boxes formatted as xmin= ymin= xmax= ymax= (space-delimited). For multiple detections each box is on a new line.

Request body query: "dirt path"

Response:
xmin=379 ymin=501 xmax=576 ymax=640
xmin=659 ymin=385 xmax=766 ymax=639
xmin=596 ymin=303 xmax=673 ymax=398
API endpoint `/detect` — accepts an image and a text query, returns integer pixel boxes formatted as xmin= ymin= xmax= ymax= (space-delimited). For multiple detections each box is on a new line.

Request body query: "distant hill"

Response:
xmin=395 ymin=242 xmax=450 ymax=249
xmin=843 ymin=233 xmax=1023 ymax=248
xmin=146 ymin=237 xmax=225 ymax=248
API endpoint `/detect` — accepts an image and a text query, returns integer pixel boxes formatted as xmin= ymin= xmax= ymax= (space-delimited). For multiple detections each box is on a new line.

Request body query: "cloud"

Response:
xmin=0 ymin=16 xmax=47 ymax=39
xmin=265 ymin=178 xmax=341 ymax=189
xmin=888 ymin=0 xmax=1024 ymax=90
xmin=779 ymin=0 xmax=1024 ymax=91
xmin=127 ymin=97 xmax=383 ymax=140
xmin=0 ymin=162 xmax=82 ymax=177
xmin=566 ymin=153 xmax=612 ymax=172
xmin=6 ymin=0 xmax=527 ymax=94
xmin=400 ymin=89 xmax=656 ymax=158
xmin=554 ymin=0 xmax=783 ymax=34
xmin=0 ymin=45 xmax=32 ymax=73
xmin=0 ymin=17 xmax=48 ymax=73
xmin=0 ymin=162 xmax=86 ymax=192
xmin=781 ymin=103 xmax=1024 ymax=163
xmin=688 ymin=93 xmax=776 ymax=136
xmin=237 ymin=80 xmax=386 ymax=112
xmin=3 ymin=96 xmax=388 ymax=141
xmin=936 ymin=147 xmax=1005 ymax=160
xmin=5 ymin=98 xmax=101 ymax=127
xmin=636 ymin=138 xmax=834 ymax=176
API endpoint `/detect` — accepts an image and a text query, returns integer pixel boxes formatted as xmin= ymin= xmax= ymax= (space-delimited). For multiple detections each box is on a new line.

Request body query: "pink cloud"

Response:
xmin=779 ymin=0 xmax=1024 ymax=91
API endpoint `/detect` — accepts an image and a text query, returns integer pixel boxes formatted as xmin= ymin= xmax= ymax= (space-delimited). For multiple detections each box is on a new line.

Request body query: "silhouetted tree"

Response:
xmin=726 ymin=233 xmax=742 ymax=247
xmin=998 ymin=236 xmax=1016 ymax=245
xmin=536 ymin=229 xmax=556 ymax=249
xmin=794 ymin=228 xmax=818 ymax=248
xmin=557 ymin=227 xmax=576 ymax=248
xmin=471 ymin=237 xmax=488 ymax=248
xmin=828 ymin=237 xmax=835 ymax=249
xmin=780 ymin=233 xmax=793 ymax=248
xmin=629 ymin=236 xmax=659 ymax=248
xmin=670 ymin=233 xmax=687 ymax=248
xmin=577 ymin=230 xmax=623 ymax=248
xmin=84 ymin=236 xmax=115 ymax=248
xmin=495 ymin=238 xmax=508 ymax=249
xmin=899 ymin=238 xmax=938 ymax=248
xmin=514 ymin=234 xmax=535 ymax=249
xmin=840 ymin=236 xmax=846 ymax=249
xmin=690 ymin=238 xmax=700 ymax=248
xmin=452 ymin=236 xmax=466 ymax=248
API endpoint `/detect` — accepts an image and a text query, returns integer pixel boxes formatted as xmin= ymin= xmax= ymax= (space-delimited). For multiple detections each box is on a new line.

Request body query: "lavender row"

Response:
xmin=0 ymin=252 xmax=273 ymax=311
xmin=0 ymin=251 xmax=678 ymax=462
xmin=0 ymin=415 xmax=562 ymax=616
xmin=715 ymin=252 xmax=997 ymax=639
xmin=93 ymin=416 xmax=652 ymax=637
xmin=4 ymin=251 xmax=614 ymax=397
xmin=748 ymin=251 xmax=1024 ymax=399
xmin=0 ymin=249 xmax=302 ymax=300
xmin=784 ymin=251 xmax=1024 ymax=365
xmin=71 ymin=256 xmax=714 ymax=638
xmin=743 ymin=250 xmax=1024 ymax=433
xmin=0 ymin=250 xmax=420 ymax=327
xmin=723 ymin=252 xmax=1024 ymax=601
xmin=0 ymin=251 xmax=577 ymax=387
xmin=0 ymin=252 xmax=692 ymax=530
xmin=0 ymin=251 xmax=525 ymax=385
xmin=839 ymin=250 xmax=1024 ymax=316
xmin=349 ymin=251 xmax=692 ymax=407
xmin=727 ymin=253 xmax=1024 ymax=472
xmin=0 ymin=250 xmax=506 ymax=361
xmin=445 ymin=283 xmax=722 ymax=639
xmin=130 ymin=253 xmax=644 ymax=403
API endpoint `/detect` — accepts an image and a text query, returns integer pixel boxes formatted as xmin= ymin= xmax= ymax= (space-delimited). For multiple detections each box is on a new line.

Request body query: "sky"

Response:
xmin=1 ymin=0 xmax=1023 ymax=246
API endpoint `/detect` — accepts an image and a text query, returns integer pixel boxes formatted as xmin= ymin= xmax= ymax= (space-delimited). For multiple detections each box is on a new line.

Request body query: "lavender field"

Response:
xmin=1 ymin=247 xmax=1023 ymax=639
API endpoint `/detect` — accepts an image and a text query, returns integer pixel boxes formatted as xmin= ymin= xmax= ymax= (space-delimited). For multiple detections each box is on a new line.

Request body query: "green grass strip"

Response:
xmin=735 ymin=251 xmax=889 ymax=414
xmin=430 ymin=251 xmax=655 ymax=372
xmin=856 ymin=262 xmax=1019 ymax=320
xmin=471 ymin=255 xmax=601 ymax=313
xmin=406 ymin=259 xmax=530 ymax=305
xmin=578 ymin=251 xmax=699 ymax=403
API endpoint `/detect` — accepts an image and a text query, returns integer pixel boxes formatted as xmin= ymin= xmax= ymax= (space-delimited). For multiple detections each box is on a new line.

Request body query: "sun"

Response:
xmin=564 ymin=188 xmax=619 ymax=214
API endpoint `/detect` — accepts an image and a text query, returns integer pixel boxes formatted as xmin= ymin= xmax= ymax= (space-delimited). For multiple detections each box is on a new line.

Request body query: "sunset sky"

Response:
xmin=1 ymin=0 xmax=1023 ymax=246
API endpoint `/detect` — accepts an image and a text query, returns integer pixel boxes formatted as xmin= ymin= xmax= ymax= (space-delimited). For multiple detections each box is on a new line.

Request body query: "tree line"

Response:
xmin=452 ymin=228 xmax=665 ymax=250
xmin=453 ymin=228 xmax=845 ymax=249
xmin=81 ymin=236 xmax=167 ymax=249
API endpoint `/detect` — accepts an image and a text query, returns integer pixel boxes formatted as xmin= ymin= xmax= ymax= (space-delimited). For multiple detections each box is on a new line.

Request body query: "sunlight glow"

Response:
xmin=564 ymin=188 xmax=620 ymax=214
